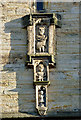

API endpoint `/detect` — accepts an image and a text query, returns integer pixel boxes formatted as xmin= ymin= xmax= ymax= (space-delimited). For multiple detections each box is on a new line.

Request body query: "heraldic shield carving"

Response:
xmin=22 ymin=13 xmax=61 ymax=116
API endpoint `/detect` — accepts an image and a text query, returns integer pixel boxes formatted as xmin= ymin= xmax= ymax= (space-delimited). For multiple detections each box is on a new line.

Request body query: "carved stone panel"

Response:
xmin=27 ymin=26 xmax=34 ymax=54
xmin=33 ymin=59 xmax=49 ymax=84
xmin=36 ymin=63 xmax=47 ymax=81
xmin=35 ymin=25 xmax=48 ymax=53
xmin=24 ymin=13 xmax=61 ymax=116
xmin=36 ymin=85 xmax=48 ymax=116
xmin=26 ymin=14 xmax=57 ymax=59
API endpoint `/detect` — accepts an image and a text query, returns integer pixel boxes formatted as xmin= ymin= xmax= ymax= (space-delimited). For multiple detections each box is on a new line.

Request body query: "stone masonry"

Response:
xmin=0 ymin=1 xmax=80 ymax=118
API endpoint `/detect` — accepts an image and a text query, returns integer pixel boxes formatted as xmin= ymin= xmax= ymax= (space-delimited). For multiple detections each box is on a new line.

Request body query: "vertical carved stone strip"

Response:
xmin=36 ymin=85 xmax=38 ymax=110
xmin=32 ymin=25 xmax=35 ymax=54
xmin=49 ymin=25 xmax=54 ymax=54
xmin=34 ymin=22 xmax=35 ymax=54
xmin=46 ymin=85 xmax=48 ymax=109
xmin=27 ymin=26 xmax=31 ymax=54
xmin=47 ymin=64 xmax=49 ymax=82
xmin=34 ymin=63 xmax=36 ymax=82
xmin=26 ymin=13 xmax=61 ymax=116
xmin=53 ymin=25 xmax=56 ymax=56
xmin=27 ymin=26 xmax=34 ymax=54
xmin=36 ymin=85 xmax=48 ymax=116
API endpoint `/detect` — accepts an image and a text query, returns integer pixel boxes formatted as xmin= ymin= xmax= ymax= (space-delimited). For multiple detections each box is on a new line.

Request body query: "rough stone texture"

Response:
xmin=0 ymin=1 xmax=80 ymax=118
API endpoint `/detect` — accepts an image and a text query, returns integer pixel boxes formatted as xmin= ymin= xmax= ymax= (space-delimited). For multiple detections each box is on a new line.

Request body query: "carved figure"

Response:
xmin=36 ymin=63 xmax=46 ymax=81
xmin=36 ymin=26 xmax=47 ymax=52
xmin=39 ymin=90 xmax=44 ymax=107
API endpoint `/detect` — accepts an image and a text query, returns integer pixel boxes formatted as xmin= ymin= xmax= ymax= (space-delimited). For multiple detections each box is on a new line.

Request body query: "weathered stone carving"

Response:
xmin=36 ymin=26 xmax=48 ymax=52
xmin=38 ymin=86 xmax=46 ymax=107
xmin=23 ymin=13 xmax=61 ymax=116
xmin=33 ymin=59 xmax=49 ymax=115
xmin=26 ymin=14 xmax=58 ymax=59
xmin=36 ymin=63 xmax=46 ymax=81
xmin=33 ymin=59 xmax=49 ymax=84
xmin=36 ymin=85 xmax=47 ymax=115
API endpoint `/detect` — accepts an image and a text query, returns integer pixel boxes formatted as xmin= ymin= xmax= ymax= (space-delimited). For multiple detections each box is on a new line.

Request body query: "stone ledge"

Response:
xmin=0 ymin=112 xmax=39 ymax=118
xmin=0 ymin=111 xmax=81 ymax=118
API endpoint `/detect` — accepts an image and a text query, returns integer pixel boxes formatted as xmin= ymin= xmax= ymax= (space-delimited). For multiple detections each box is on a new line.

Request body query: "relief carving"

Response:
xmin=36 ymin=26 xmax=48 ymax=53
xmin=36 ymin=85 xmax=47 ymax=116
xmin=38 ymin=86 xmax=46 ymax=108
xmin=25 ymin=13 xmax=61 ymax=116
xmin=36 ymin=63 xmax=47 ymax=81
xmin=33 ymin=60 xmax=49 ymax=83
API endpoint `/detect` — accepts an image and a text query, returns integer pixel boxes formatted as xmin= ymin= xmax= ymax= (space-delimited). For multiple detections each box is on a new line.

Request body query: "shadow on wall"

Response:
xmin=4 ymin=17 xmax=37 ymax=115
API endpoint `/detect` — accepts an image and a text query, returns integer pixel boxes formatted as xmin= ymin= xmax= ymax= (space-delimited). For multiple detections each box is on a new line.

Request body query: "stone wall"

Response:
xmin=0 ymin=1 xmax=80 ymax=118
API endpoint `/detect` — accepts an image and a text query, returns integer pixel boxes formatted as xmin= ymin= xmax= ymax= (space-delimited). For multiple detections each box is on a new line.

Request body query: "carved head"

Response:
xmin=40 ymin=91 xmax=44 ymax=95
xmin=38 ymin=26 xmax=45 ymax=35
xmin=38 ymin=64 xmax=44 ymax=72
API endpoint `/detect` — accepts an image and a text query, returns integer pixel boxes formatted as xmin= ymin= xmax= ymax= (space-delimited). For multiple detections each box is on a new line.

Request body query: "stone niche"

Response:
xmin=22 ymin=13 xmax=61 ymax=116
